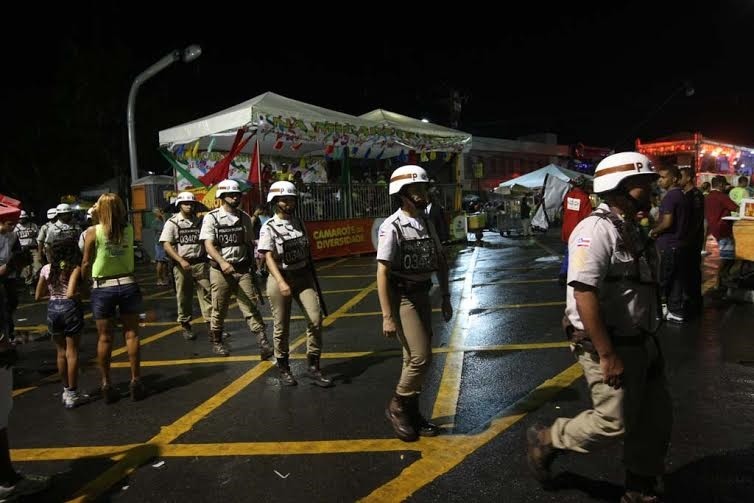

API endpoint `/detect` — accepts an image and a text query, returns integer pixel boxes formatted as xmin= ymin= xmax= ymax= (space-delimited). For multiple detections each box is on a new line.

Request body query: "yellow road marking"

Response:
xmin=476 ymin=278 xmax=558 ymax=285
xmin=321 ymin=288 xmax=364 ymax=294
xmin=69 ymin=281 xmax=378 ymax=502
xmin=316 ymin=257 xmax=349 ymax=271
xmin=474 ymin=301 xmax=565 ymax=311
xmin=12 ymin=445 xmax=142 ymax=461
xmin=318 ymin=274 xmax=374 ymax=278
xmin=11 ymin=387 xmax=37 ymax=397
xmin=360 ymin=363 xmax=583 ymax=502
xmin=110 ymin=342 xmax=571 ymax=368
xmin=533 ymin=239 xmax=561 ymax=256
xmin=432 ymin=247 xmax=479 ymax=428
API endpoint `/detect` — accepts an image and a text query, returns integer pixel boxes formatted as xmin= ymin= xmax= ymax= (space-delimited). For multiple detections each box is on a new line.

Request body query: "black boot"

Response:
xmin=306 ymin=355 xmax=333 ymax=388
xmin=255 ymin=331 xmax=274 ymax=361
xmin=406 ymin=395 xmax=440 ymax=437
xmin=210 ymin=330 xmax=229 ymax=356
xmin=385 ymin=394 xmax=418 ymax=442
xmin=276 ymin=357 xmax=297 ymax=386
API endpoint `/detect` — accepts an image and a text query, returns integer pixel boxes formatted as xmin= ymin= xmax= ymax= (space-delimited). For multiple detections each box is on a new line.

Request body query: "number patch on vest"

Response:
xmin=282 ymin=235 xmax=309 ymax=265
xmin=217 ymin=226 xmax=244 ymax=247
xmin=177 ymin=228 xmax=200 ymax=245
xmin=399 ymin=238 xmax=438 ymax=273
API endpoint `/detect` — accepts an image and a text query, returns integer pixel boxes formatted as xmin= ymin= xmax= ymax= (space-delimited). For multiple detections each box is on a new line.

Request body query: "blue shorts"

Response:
xmin=90 ymin=283 xmax=143 ymax=320
xmin=154 ymin=244 xmax=168 ymax=262
xmin=718 ymin=237 xmax=735 ymax=260
xmin=47 ymin=299 xmax=84 ymax=337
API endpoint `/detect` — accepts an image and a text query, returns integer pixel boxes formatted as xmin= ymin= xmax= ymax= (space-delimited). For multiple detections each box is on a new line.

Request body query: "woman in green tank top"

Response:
xmin=82 ymin=193 xmax=145 ymax=403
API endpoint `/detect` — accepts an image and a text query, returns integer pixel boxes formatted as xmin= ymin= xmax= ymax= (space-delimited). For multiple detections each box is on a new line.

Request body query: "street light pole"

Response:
xmin=127 ymin=44 xmax=202 ymax=183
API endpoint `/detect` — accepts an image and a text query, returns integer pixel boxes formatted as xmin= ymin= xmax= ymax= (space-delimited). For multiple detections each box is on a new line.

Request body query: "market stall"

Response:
xmin=158 ymin=92 xmax=472 ymax=259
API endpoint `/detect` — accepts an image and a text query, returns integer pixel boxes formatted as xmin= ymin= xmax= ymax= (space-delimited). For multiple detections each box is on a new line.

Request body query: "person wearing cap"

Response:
xmin=13 ymin=210 xmax=40 ymax=292
xmin=526 ymin=152 xmax=671 ymax=502
xmin=258 ymin=181 xmax=331 ymax=387
xmin=377 ymin=165 xmax=452 ymax=442
xmin=37 ymin=208 xmax=57 ymax=264
xmin=160 ymin=192 xmax=215 ymax=342
xmin=82 ymin=193 xmax=145 ymax=403
xmin=78 ymin=207 xmax=97 ymax=254
xmin=43 ymin=204 xmax=81 ymax=262
xmin=200 ymin=179 xmax=270 ymax=357
xmin=0 ymin=212 xmax=23 ymax=341
xmin=559 ymin=176 xmax=593 ymax=286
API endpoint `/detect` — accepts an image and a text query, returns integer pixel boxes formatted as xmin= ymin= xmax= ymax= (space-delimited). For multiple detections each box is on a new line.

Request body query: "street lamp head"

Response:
xmin=182 ymin=44 xmax=202 ymax=63
xmin=683 ymin=80 xmax=695 ymax=97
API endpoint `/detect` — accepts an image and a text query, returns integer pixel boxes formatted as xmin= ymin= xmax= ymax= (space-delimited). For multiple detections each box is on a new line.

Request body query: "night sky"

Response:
xmin=3 ymin=1 xmax=753 ymax=213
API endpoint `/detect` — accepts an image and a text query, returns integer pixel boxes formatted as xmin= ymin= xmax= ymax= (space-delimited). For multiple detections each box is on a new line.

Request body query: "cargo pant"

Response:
xmin=173 ymin=262 xmax=212 ymax=324
xmin=390 ymin=282 xmax=433 ymax=397
xmin=266 ymin=269 xmax=322 ymax=359
xmin=550 ymin=337 xmax=673 ymax=477
xmin=209 ymin=267 xmax=265 ymax=335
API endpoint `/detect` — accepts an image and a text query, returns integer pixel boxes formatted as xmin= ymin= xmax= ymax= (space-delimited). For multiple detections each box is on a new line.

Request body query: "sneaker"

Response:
xmin=61 ymin=387 xmax=70 ymax=405
xmin=180 ymin=323 xmax=196 ymax=341
xmin=661 ymin=304 xmax=668 ymax=318
xmin=63 ymin=389 xmax=85 ymax=409
xmin=665 ymin=311 xmax=684 ymax=323
xmin=0 ymin=473 xmax=51 ymax=500
xmin=129 ymin=380 xmax=146 ymax=401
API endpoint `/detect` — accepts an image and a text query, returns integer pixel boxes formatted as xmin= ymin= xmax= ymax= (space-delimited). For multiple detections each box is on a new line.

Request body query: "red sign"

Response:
xmin=305 ymin=218 xmax=381 ymax=260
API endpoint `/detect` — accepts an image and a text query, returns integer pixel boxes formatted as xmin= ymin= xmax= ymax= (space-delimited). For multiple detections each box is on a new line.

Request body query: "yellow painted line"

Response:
xmin=13 ymin=324 xmax=47 ymax=333
xmin=143 ymin=289 xmax=175 ymax=300
xmin=361 ymin=363 xmax=584 ymax=502
xmin=321 ymin=288 xmax=364 ymax=294
xmin=476 ymin=278 xmax=558 ymax=286
xmin=12 ymin=445 xmax=141 ymax=461
xmin=318 ymin=274 xmax=374 ymax=279
xmin=432 ymin=247 xmax=479 ymax=428
xmin=474 ymin=301 xmax=565 ymax=310
xmin=69 ymin=281 xmax=378 ymax=502
xmin=316 ymin=257 xmax=350 ymax=271
xmin=533 ymin=239 xmax=561 ymax=256
xmin=161 ymin=439 xmax=422 ymax=456
xmin=11 ymin=387 xmax=37 ymax=397
xmin=111 ymin=342 xmax=571 ymax=368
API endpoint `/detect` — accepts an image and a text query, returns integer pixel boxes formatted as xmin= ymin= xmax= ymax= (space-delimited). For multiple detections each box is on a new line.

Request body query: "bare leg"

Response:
xmin=53 ymin=335 xmax=68 ymax=388
xmin=96 ymin=319 xmax=114 ymax=386
xmin=66 ymin=334 xmax=80 ymax=389
xmin=121 ymin=314 xmax=141 ymax=381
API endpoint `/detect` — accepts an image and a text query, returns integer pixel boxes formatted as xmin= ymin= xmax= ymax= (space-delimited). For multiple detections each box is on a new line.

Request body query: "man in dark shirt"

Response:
xmin=520 ymin=197 xmax=532 ymax=237
xmin=649 ymin=166 xmax=690 ymax=322
xmin=705 ymin=175 xmax=739 ymax=294
xmin=679 ymin=167 xmax=705 ymax=316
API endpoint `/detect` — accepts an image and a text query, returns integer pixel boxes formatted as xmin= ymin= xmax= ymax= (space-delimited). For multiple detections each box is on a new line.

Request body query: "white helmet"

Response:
xmin=19 ymin=210 xmax=28 ymax=219
xmin=267 ymin=181 xmax=298 ymax=203
xmin=389 ymin=165 xmax=429 ymax=195
xmin=55 ymin=203 xmax=72 ymax=214
xmin=46 ymin=208 xmax=57 ymax=219
xmin=215 ymin=179 xmax=242 ymax=199
xmin=593 ymin=152 xmax=658 ymax=194
xmin=174 ymin=191 xmax=196 ymax=204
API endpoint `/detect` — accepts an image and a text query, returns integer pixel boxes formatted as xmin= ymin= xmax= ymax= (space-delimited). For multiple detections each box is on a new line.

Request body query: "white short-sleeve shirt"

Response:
xmin=376 ymin=209 xmax=439 ymax=282
xmin=258 ymin=215 xmax=308 ymax=271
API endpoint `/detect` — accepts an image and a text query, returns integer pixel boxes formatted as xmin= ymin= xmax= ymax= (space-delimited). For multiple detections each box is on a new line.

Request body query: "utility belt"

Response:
xmin=210 ymin=258 xmax=252 ymax=274
xmin=389 ymin=276 xmax=432 ymax=295
xmin=91 ymin=275 xmax=136 ymax=289
xmin=182 ymin=257 xmax=209 ymax=265
xmin=563 ymin=317 xmax=650 ymax=354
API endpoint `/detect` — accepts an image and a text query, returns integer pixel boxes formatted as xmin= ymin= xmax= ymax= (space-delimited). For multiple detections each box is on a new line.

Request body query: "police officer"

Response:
xmin=37 ymin=208 xmax=57 ymax=264
xmin=526 ymin=152 xmax=672 ymax=502
xmin=200 ymin=179 xmax=271 ymax=357
xmin=13 ymin=211 xmax=40 ymax=291
xmin=43 ymin=204 xmax=81 ymax=259
xmin=258 ymin=181 xmax=331 ymax=387
xmin=377 ymin=165 xmax=452 ymax=442
xmin=160 ymin=192 xmax=219 ymax=343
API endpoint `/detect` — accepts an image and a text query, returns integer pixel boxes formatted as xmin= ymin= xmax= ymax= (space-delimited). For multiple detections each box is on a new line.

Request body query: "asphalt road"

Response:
xmin=7 ymin=230 xmax=754 ymax=502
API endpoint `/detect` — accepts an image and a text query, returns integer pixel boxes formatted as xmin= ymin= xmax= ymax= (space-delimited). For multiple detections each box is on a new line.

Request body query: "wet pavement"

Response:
xmin=7 ymin=230 xmax=754 ymax=502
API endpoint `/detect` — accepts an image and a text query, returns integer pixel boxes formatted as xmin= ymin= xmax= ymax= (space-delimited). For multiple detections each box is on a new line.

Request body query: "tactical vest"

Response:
xmin=591 ymin=208 xmax=656 ymax=285
xmin=265 ymin=218 xmax=310 ymax=268
xmin=391 ymin=217 xmax=439 ymax=275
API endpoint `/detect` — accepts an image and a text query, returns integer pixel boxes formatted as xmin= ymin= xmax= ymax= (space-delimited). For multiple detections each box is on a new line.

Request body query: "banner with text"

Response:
xmin=305 ymin=218 xmax=385 ymax=260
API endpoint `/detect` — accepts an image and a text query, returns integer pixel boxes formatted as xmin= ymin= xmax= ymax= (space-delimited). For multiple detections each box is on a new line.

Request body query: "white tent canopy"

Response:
xmin=158 ymin=92 xmax=471 ymax=159
xmin=359 ymin=109 xmax=472 ymax=147
xmin=497 ymin=164 xmax=592 ymax=189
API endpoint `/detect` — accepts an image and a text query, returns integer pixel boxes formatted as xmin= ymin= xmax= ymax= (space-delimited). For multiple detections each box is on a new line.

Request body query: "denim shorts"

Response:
xmin=154 ymin=244 xmax=168 ymax=262
xmin=90 ymin=283 xmax=143 ymax=320
xmin=47 ymin=299 xmax=84 ymax=337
